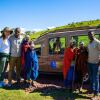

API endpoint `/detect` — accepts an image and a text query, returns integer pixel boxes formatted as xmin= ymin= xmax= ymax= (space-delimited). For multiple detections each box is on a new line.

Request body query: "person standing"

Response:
xmin=8 ymin=28 xmax=23 ymax=87
xmin=63 ymin=40 xmax=77 ymax=88
xmin=21 ymin=35 xmax=30 ymax=81
xmin=75 ymin=41 xmax=88 ymax=92
xmin=24 ymin=41 xmax=39 ymax=92
xmin=0 ymin=27 xmax=12 ymax=87
xmin=87 ymin=31 xmax=100 ymax=100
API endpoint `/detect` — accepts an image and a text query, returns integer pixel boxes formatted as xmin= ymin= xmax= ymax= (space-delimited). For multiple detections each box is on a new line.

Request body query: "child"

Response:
xmin=25 ymin=41 xmax=39 ymax=92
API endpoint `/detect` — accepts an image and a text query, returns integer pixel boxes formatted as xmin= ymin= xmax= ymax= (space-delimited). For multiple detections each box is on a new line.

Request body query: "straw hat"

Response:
xmin=1 ymin=27 xmax=13 ymax=34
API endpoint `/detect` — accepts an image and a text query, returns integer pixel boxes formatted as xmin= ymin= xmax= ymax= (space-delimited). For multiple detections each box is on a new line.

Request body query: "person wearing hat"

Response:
xmin=0 ymin=27 xmax=12 ymax=87
xmin=63 ymin=40 xmax=77 ymax=88
xmin=7 ymin=27 xmax=24 ymax=87
xmin=75 ymin=41 xmax=88 ymax=92
xmin=87 ymin=31 xmax=100 ymax=100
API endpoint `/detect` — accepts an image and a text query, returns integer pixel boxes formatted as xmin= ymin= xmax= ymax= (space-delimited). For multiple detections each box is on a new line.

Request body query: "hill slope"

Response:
xmin=30 ymin=19 xmax=100 ymax=39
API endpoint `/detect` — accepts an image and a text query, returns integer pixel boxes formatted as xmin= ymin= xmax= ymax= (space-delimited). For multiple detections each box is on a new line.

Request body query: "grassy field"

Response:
xmin=0 ymin=86 xmax=94 ymax=100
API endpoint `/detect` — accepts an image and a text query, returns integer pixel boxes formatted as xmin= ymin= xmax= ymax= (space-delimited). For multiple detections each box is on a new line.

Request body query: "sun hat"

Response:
xmin=1 ymin=27 xmax=13 ymax=34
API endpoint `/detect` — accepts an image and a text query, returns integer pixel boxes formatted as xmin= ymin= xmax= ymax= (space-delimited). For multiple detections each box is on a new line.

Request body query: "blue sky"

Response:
xmin=0 ymin=0 xmax=100 ymax=31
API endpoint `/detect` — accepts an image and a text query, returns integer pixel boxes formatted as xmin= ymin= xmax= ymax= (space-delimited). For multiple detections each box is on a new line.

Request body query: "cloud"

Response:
xmin=47 ymin=26 xmax=55 ymax=29
xmin=33 ymin=28 xmax=45 ymax=32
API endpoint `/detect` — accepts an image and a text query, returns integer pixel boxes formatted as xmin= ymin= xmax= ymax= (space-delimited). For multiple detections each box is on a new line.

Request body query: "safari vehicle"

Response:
xmin=34 ymin=27 xmax=100 ymax=74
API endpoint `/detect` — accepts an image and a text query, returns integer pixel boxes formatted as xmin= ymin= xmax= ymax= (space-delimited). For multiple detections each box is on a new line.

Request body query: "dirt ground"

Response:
xmin=4 ymin=73 xmax=64 ymax=89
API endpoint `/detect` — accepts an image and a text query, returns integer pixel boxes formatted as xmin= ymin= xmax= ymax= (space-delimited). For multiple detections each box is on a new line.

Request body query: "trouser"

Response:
xmin=0 ymin=57 xmax=7 ymax=81
xmin=8 ymin=57 xmax=21 ymax=83
xmin=87 ymin=63 xmax=99 ymax=95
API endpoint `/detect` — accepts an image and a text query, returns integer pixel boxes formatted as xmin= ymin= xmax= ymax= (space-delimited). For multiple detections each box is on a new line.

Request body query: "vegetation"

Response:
xmin=0 ymin=88 xmax=92 ymax=100
xmin=30 ymin=19 xmax=100 ymax=39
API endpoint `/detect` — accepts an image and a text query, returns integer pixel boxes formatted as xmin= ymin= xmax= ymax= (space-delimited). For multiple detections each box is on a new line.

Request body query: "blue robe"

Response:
xmin=25 ymin=49 xmax=39 ymax=80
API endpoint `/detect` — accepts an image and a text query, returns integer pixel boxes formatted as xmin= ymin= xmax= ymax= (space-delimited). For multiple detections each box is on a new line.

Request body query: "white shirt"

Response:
xmin=88 ymin=38 xmax=100 ymax=64
xmin=0 ymin=37 xmax=10 ymax=54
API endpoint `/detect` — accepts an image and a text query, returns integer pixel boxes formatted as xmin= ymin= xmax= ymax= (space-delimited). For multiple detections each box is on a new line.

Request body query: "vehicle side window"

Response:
xmin=49 ymin=37 xmax=66 ymax=54
xmin=95 ymin=34 xmax=100 ymax=40
xmin=35 ymin=44 xmax=41 ymax=56
xmin=72 ymin=35 xmax=89 ymax=47
xmin=72 ymin=34 xmax=100 ymax=47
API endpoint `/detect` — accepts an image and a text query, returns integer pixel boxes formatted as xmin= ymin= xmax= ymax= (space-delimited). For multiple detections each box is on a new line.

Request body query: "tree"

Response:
xmin=25 ymin=31 xmax=31 ymax=35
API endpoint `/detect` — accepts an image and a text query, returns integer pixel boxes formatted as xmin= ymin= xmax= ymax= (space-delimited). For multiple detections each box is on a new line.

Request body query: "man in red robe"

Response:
xmin=63 ymin=40 xmax=77 ymax=87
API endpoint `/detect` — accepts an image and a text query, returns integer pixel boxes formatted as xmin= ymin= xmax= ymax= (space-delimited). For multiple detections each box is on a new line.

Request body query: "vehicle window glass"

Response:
xmin=71 ymin=34 xmax=100 ymax=47
xmin=72 ymin=35 xmax=89 ymax=46
xmin=49 ymin=37 xmax=66 ymax=54
xmin=35 ymin=44 xmax=41 ymax=56
xmin=95 ymin=34 xmax=100 ymax=40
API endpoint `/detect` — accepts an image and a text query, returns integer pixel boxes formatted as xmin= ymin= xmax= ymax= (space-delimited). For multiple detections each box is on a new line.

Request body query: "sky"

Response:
xmin=0 ymin=0 xmax=100 ymax=31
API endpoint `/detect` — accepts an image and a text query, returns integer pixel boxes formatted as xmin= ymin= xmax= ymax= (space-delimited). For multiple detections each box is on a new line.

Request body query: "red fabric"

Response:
xmin=75 ymin=47 xmax=88 ymax=76
xmin=63 ymin=47 xmax=77 ymax=80
xmin=21 ymin=42 xmax=30 ymax=79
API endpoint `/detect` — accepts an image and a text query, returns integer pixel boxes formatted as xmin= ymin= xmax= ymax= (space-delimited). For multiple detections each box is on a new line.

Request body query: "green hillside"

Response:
xmin=30 ymin=19 xmax=100 ymax=39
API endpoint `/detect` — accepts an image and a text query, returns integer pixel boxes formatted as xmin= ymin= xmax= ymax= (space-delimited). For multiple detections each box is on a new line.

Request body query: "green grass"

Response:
xmin=30 ymin=19 xmax=100 ymax=40
xmin=0 ymin=88 xmax=42 ymax=100
xmin=0 ymin=88 xmax=93 ymax=100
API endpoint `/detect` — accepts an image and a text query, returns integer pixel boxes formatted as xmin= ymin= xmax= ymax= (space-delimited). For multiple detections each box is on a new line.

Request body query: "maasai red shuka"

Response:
xmin=63 ymin=47 xmax=77 ymax=80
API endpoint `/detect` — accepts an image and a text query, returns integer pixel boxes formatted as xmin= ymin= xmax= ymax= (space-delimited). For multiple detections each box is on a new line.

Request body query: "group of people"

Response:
xmin=0 ymin=27 xmax=100 ymax=99
xmin=63 ymin=31 xmax=100 ymax=100
xmin=0 ymin=27 xmax=39 ymax=92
